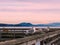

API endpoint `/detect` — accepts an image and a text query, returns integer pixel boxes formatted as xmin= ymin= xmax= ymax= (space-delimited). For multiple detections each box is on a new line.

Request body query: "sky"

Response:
xmin=0 ymin=0 xmax=60 ymax=24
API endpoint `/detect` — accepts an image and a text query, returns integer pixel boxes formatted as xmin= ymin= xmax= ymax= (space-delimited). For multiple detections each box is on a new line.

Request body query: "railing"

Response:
xmin=0 ymin=30 xmax=60 ymax=45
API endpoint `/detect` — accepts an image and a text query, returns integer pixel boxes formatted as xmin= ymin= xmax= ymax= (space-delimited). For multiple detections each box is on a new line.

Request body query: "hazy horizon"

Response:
xmin=0 ymin=0 xmax=60 ymax=24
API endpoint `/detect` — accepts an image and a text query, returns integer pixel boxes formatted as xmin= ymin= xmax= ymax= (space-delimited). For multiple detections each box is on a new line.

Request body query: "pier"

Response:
xmin=0 ymin=29 xmax=60 ymax=45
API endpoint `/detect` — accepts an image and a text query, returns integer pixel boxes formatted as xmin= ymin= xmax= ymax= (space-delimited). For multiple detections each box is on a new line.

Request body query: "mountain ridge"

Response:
xmin=0 ymin=22 xmax=60 ymax=27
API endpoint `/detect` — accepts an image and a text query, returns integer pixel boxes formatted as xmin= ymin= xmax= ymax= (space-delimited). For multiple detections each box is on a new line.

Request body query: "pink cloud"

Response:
xmin=0 ymin=1 xmax=60 ymax=24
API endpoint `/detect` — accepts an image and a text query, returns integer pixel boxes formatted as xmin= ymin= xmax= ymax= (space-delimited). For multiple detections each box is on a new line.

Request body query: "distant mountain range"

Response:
xmin=0 ymin=22 xmax=60 ymax=27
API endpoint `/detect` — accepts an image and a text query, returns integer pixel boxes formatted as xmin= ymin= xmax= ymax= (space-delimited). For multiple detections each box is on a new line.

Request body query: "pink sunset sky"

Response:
xmin=0 ymin=0 xmax=60 ymax=24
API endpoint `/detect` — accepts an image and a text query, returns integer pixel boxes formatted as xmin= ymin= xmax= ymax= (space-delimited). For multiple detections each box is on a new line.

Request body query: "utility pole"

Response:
xmin=0 ymin=29 xmax=1 ymax=41
xmin=14 ymin=29 xmax=15 ymax=39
